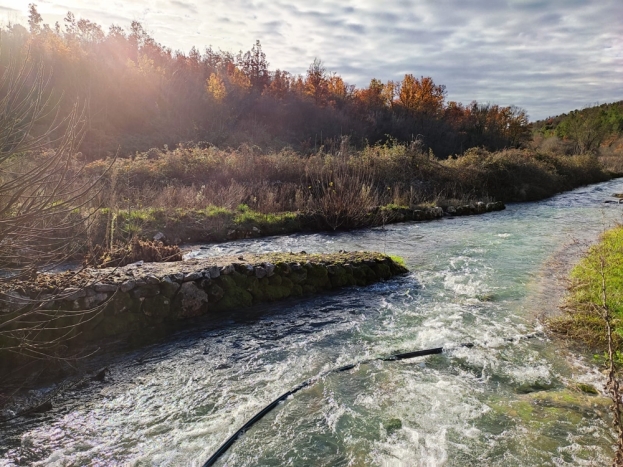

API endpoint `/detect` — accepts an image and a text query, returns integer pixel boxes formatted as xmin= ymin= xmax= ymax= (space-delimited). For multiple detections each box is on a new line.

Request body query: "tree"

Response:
xmin=305 ymin=58 xmax=328 ymax=106
xmin=556 ymin=107 xmax=609 ymax=154
xmin=0 ymin=44 xmax=109 ymax=361
xmin=398 ymin=75 xmax=446 ymax=116
xmin=237 ymin=40 xmax=269 ymax=91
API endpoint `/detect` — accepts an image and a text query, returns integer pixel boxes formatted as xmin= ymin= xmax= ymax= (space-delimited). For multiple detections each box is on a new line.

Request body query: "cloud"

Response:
xmin=2 ymin=0 xmax=621 ymax=119
xmin=169 ymin=1 xmax=197 ymax=14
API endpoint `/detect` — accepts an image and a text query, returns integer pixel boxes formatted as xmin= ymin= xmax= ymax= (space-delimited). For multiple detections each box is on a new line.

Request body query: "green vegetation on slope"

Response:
xmin=532 ymin=101 xmax=623 ymax=173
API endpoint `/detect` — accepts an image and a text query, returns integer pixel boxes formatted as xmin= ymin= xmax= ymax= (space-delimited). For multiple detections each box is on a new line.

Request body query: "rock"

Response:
xmin=120 ymin=280 xmax=136 ymax=293
xmin=384 ymin=418 xmax=402 ymax=434
xmin=446 ymin=206 xmax=456 ymax=214
xmin=476 ymin=201 xmax=486 ymax=213
xmin=206 ymin=266 xmax=220 ymax=279
xmin=144 ymin=274 xmax=160 ymax=285
xmin=176 ymin=282 xmax=209 ymax=318
xmin=84 ymin=292 xmax=110 ymax=307
xmin=160 ymin=277 xmax=180 ymax=298
xmin=153 ymin=232 xmax=167 ymax=243
xmin=63 ymin=287 xmax=86 ymax=300
xmin=183 ymin=271 xmax=203 ymax=282
xmin=131 ymin=284 xmax=160 ymax=299
xmin=486 ymin=201 xmax=506 ymax=212
xmin=91 ymin=367 xmax=108 ymax=382
xmin=206 ymin=283 xmax=225 ymax=302
xmin=264 ymin=262 xmax=275 ymax=277
xmin=277 ymin=262 xmax=291 ymax=275
xmin=252 ymin=226 xmax=260 ymax=233
xmin=171 ymin=273 xmax=184 ymax=283
xmin=220 ymin=264 xmax=235 ymax=275
xmin=612 ymin=193 xmax=623 ymax=199
xmin=94 ymin=283 xmax=118 ymax=293
xmin=255 ymin=266 xmax=267 ymax=279
xmin=572 ymin=383 xmax=599 ymax=395
xmin=31 ymin=401 xmax=53 ymax=413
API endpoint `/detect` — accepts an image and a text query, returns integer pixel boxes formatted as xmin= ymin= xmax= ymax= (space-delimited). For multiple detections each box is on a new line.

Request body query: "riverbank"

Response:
xmin=89 ymin=201 xmax=506 ymax=248
xmin=548 ymin=225 xmax=623 ymax=351
xmin=0 ymin=251 xmax=408 ymax=370
xmin=81 ymin=144 xmax=608 ymax=254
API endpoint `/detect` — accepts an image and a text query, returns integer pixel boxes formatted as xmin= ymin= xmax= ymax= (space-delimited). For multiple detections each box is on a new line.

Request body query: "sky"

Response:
xmin=1 ymin=0 xmax=621 ymax=120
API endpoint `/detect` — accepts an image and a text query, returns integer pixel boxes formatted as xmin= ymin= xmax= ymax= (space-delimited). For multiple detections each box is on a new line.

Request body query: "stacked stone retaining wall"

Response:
xmin=0 ymin=252 xmax=408 ymax=354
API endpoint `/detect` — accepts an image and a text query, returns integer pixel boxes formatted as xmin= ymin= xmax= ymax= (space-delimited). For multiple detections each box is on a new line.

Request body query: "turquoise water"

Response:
xmin=3 ymin=180 xmax=623 ymax=466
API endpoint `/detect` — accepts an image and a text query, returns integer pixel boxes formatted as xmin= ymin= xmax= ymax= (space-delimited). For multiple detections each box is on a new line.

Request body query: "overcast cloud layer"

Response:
xmin=1 ymin=0 xmax=621 ymax=120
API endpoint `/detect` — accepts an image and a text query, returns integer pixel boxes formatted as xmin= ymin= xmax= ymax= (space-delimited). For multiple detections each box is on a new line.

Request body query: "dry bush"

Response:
xmin=536 ymin=136 xmax=574 ymax=155
xmin=307 ymin=155 xmax=379 ymax=230
xmin=86 ymin=237 xmax=182 ymax=268
xmin=599 ymin=136 xmax=623 ymax=174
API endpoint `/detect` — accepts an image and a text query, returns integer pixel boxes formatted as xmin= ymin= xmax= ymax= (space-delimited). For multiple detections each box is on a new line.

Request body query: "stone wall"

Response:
xmin=0 ymin=252 xmax=408 ymax=353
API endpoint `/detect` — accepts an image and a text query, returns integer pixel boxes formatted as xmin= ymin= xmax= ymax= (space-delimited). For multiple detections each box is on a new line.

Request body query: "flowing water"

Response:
xmin=3 ymin=180 xmax=623 ymax=466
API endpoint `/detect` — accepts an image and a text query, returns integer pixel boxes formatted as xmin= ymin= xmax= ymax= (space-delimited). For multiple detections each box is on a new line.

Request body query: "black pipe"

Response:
xmin=202 ymin=343 xmax=472 ymax=467
xmin=203 ymin=383 xmax=310 ymax=466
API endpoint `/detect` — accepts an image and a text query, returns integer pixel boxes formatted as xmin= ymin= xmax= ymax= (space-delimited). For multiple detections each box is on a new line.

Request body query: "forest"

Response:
xmin=4 ymin=5 xmax=533 ymax=160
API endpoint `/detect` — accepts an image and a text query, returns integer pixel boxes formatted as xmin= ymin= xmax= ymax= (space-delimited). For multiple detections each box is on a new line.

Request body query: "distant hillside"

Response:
xmin=532 ymin=101 xmax=623 ymax=154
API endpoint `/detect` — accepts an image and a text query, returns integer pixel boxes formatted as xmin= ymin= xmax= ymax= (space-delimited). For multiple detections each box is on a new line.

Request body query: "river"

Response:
xmin=3 ymin=179 xmax=623 ymax=466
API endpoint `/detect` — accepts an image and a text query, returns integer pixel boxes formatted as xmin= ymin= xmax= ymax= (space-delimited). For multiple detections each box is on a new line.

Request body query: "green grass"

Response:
xmin=91 ymin=205 xmax=305 ymax=245
xmin=549 ymin=225 xmax=623 ymax=349
xmin=388 ymin=255 xmax=407 ymax=268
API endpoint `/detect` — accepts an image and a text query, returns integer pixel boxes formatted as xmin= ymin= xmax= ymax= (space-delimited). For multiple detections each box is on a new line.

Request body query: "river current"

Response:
xmin=3 ymin=179 xmax=623 ymax=466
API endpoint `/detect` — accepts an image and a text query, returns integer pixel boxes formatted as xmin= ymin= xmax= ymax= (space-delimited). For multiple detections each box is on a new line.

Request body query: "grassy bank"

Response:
xmin=549 ymin=225 xmax=623 ymax=351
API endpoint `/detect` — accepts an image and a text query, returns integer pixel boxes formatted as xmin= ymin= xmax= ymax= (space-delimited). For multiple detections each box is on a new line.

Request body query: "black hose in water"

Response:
xmin=202 ymin=343 xmax=472 ymax=467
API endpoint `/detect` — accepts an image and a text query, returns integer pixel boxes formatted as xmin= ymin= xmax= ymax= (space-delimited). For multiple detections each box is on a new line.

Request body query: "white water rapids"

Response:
xmin=3 ymin=179 xmax=623 ymax=466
